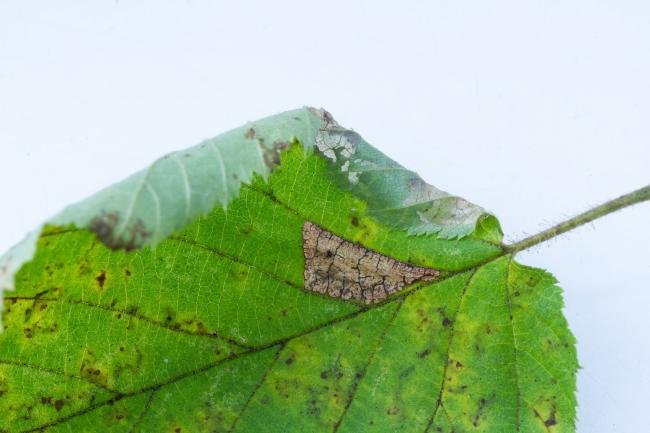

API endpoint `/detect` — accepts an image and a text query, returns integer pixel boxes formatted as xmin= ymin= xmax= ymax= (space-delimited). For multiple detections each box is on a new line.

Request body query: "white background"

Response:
xmin=1 ymin=2 xmax=648 ymax=431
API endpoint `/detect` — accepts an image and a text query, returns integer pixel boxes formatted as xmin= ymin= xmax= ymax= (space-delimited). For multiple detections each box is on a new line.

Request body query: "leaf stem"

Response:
xmin=505 ymin=184 xmax=650 ymax=254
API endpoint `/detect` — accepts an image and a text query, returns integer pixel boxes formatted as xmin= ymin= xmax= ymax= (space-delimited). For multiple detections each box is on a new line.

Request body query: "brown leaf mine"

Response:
xmin=303 ymin=221 xmax=440 ymax=303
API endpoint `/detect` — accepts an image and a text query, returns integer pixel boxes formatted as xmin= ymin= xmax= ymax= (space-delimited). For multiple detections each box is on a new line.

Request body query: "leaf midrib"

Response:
xmin=14 ymin=253 xmax=515 ymax=433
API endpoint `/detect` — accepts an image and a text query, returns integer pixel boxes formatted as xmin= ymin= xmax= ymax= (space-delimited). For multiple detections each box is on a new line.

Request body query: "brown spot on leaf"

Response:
xmin=387 ymin=406 xmax=400 ymax=415
xmin=89 ymin=211 xmax=151 ymax=250
xmin=244 ymin=128 xmax=256 ymax=139
xmin=262 ymin=141 xmax=290 ymax=170
xmin=89 ymin=211 xmax=120 ymax=246
xmin=23 ymin=327 xmax=33 ymax=338
xmin=95 ymin=271 xmax=106 ymax=289
xmin=545 ymin=408 xmax=558 ymax=427
xmin=79 ymin=350 xmax=108 ymax=387
xmin=54 ymin=399 xmax=64 ymax=412
xmin=472 ymin=397 xmax=489 ymax=427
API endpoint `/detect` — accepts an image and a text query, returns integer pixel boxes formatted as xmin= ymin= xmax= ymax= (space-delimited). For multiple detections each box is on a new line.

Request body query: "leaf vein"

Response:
xmin=423 ymin=269 xmax=478 ymax=433
xmin=15 ymin=262 xmax=497 ymax=432
xmin=505 ymin=257 xmax=523 ymax=433
xmin=0 ymin=358 xmax=117 ymax=394
xmin=126 ymin=387 xmax=159 ymax=433
xmin=332 ymin=298 xmax=405 ymax=433
xmin=227 ymin=344 xmax=285 ymax=433
xmin=4 ymin=296 xmax=252 ymax=350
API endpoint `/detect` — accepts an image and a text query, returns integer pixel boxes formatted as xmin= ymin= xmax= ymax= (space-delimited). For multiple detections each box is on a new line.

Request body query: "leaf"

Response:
xmin=0 ymin=108 xmax=576 ymax=433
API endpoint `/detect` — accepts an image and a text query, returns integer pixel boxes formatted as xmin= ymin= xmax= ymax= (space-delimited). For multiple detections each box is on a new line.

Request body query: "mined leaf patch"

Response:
xmin=303 ymin=221 xmax=440 ymax=303
xmin=0 ymin=109 xmax=576 ymax=433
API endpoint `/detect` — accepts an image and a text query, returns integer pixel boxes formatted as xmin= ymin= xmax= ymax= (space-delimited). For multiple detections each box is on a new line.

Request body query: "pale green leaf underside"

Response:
xmin=0 ymin=110 xmax=575 ymax=432
xmin=0 ymin=107 xmax=497 ymax=297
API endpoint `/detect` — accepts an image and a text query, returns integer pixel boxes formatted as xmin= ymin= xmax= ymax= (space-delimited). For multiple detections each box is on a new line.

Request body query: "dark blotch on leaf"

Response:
xmin=244 ymin=128 xmax=256 ymax=139
xmin=89 ymin=212 xmax=151 ymax=250
xmin=95 ymin=271 xmax=106 ymax=289
xmin=545 ymin=409 xmax=558 ymax=427
xmin=262 ymin=141 xmax=290 ymax=170
xmin=89 ymin=211 xmax=120 ymax=247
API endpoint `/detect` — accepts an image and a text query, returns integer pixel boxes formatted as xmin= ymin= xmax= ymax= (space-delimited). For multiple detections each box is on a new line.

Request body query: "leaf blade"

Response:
xmin=0 ymin=109 xmax=576 ymax=433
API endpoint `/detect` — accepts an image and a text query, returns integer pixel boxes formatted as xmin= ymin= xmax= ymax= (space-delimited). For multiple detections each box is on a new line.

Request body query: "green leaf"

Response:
xmin=0 ymin=108 xmax=576 ymax=432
